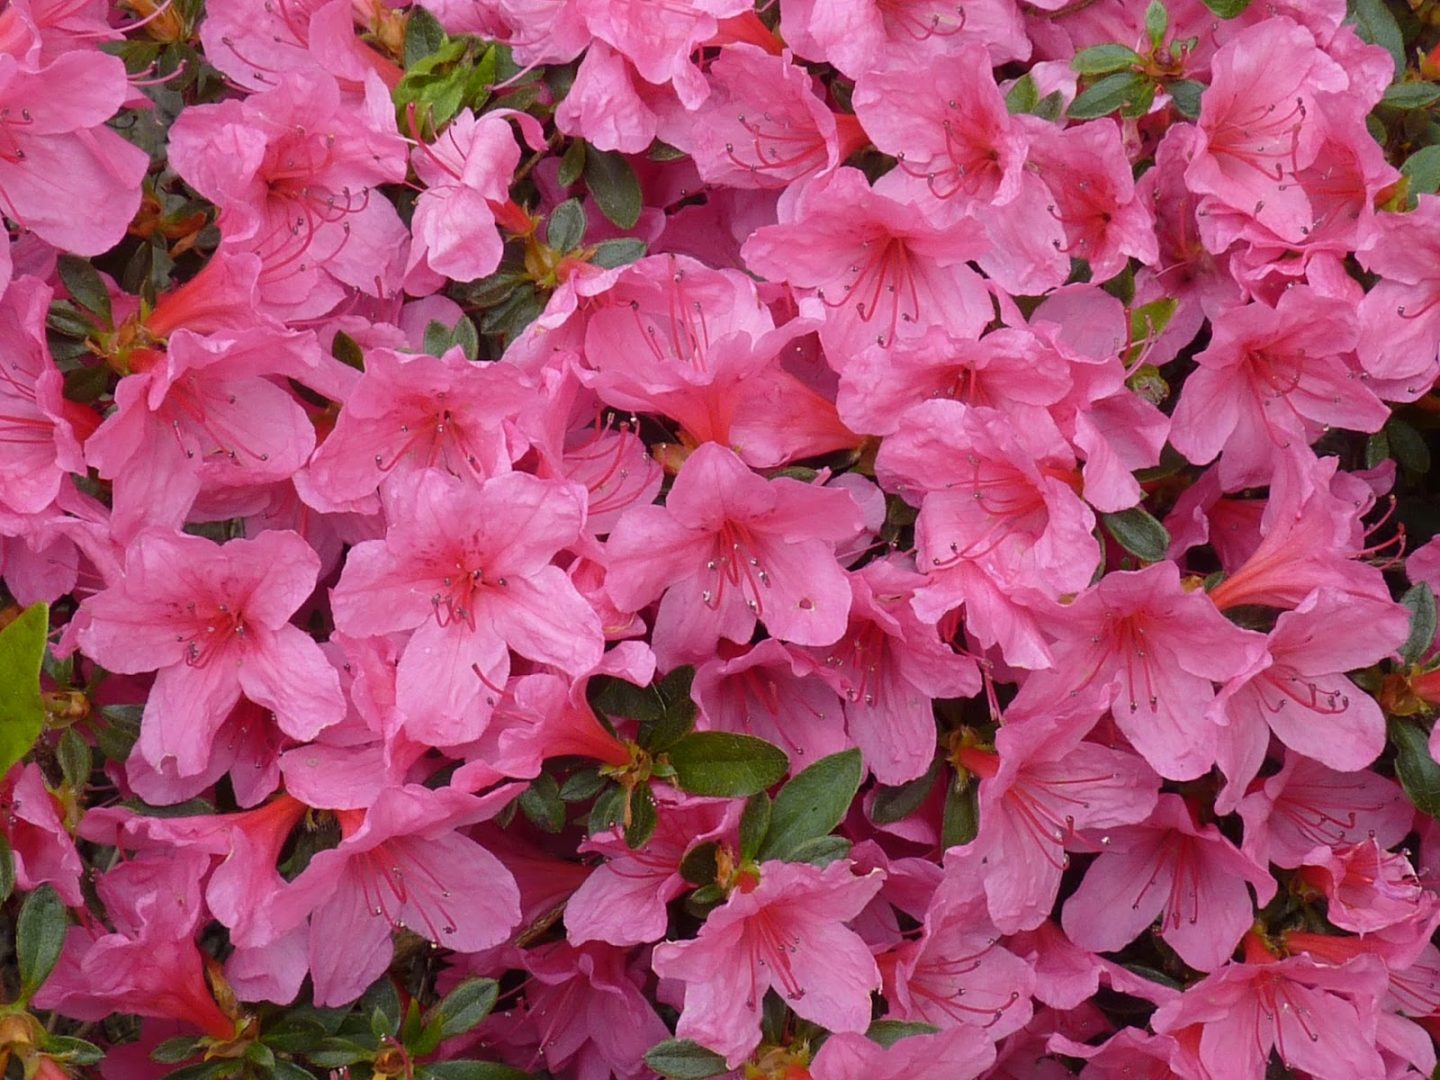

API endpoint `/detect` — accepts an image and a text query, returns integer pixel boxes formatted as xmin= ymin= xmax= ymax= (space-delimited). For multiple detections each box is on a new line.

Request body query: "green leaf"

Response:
xmin=941 ymin=776 xmax=979 ymax=850
xmin=644 ymin=1039 xmax=730 ymax=1080
xmin=159 ymin=1063 xmax=238 ymax=1080
xmin=269 ymin=1063 xmax=316 ymax=1080
xmin=331 ymin=330 xmax=366 ymax=371
xmin=625 ymin=780 xmax=659 ymax=848
xmin=590 ymin=238 xmax=648 ymax=269
xmin=304 ymin=1039 xmax=374 ymax=1068
xmin=1004 ymin=73 xmax=1039 ymax=115
xmin=786 ymin=834 xmax=852 ymax=867
xmin=17 ymin=884 xmax=67 ymax=1000
xmin=1386 ymin=417 xmax=1431 ymax=473
xmin=423 ymin=319 xmax=453 ymax=357
xmin=519 ymin=774 xmax=566 ymax=833
xmin=151 ymin=1037 xmax=204 ymax=1064
xmin=1068 ymin=72 xmax=1149 ymax=120
xmin=638 ymin=666 xmax=698 ymax=752
xmin=1145 ymin=0 xmax=1169 ymax=47
xmin=0 ymin=835 xmax=15 ymax=905
xmin=584 ymin=147 xmax=643 ymax=230
xmin=361 ymin=976 xmax=402 ymax=1039
xmin=666 ymin=732 xmax=789 ymax=797
xmin=589 ymin=783 xmax=627 ymax=834
xmin=756 ymin=748 xmax=862 ymax=862
xmin=1200 ymin=0 xmax=1251 ymax=15
xmin=416 ymin=1065 xmax=533 ymax=1080
xmin=739 ymin=792 xmax=771 ymax=862
xmin=547 ymin=198 xmax=586 ymax=253
xmin=452 ymin=316 xmax=480 ymax=361
xmin=57 ymin=728 xmax=90 ymax=790
xmin=558 ymin=139 xmax=586 ymax=187
xmin=870 ymin=760 xmax=941 ymax=826
xmin=1390 ymin=717 xmax=1440 ymax=818
xmin=42 ymin=1034 xmax=105 ymax=1066
xmin=1402 ymin=145 xmax=1440 ymax=198
xmin=1349 ymin=0 xmax=1403 ymax=77
xmin=1119 ymin=78 xmax=1157 ymax=119
xmin=404 ymin=5 xmax=447 ymax=68
xmin=1382 ymin=82 xmax=1440 ymax=110
xmin=431 ymin=978 xmax=500 ymax=1041
xmin=1071 ymin=44 xmax=1142 ymax=76
xmin=559 ymin=768 xmax=605 ymax=802
xmin=57 ymin=255 xmax=112 ymax=326
xmin=866 ymin=1019 xmax=941 ymax=1049
xmin=1102 ymin=507 xmax=1172 ymax=563
xmin=1401 ymin=583 xmax=1437 ymax=666
xmin=1167 ymin=79 xmax=1204 ymax=120
xmin=1366 ymin=429 xmax=1392 ymax=469
xmin=679 ymin=840 xmax=719 ymax=886
xmin=0 ymin=603 xmax=48 ymax=782
xmin=1130 ymin=296 xmax=1178 ymax=351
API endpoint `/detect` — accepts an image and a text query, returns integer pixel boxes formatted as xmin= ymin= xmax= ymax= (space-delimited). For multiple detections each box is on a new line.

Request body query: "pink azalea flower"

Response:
xmin=1170 ymin=287 xmax=1387 ymax=488
xmin=0 ymin=51 xmax=147 ymax=261
xmin=1300 ymin=839 xmax=1432 ymax=934
xmin=581 ymin=0 xmax=752 ymax=109
xmin=84 ymin=329 xmax=321 ymax=540
xmin=0 ymin=276 xmax=85 ymax=514
xmin=33 ymin=850 xmax=238 ymax=1041
xmin=1061 ymin=794 xmax=1275 ymax=972
xmin=1356 ymin=195 xmax=1440 ymax=401
xmin=200 ymin=0 xmax=403 ymax=94
xmin=691 ymin=639 xmax=849 ymax=766
xmin=1237 ymin=752 xmax=1414 ymax=869
xmin=1151 ymin=947 xmax=1389 ymax=1080
xmin=741 ymin=168 xmax=992 ymax=355
xmin=1210 ymin=587 xmax=1408 ymax=810
xmin=259 ymin=783 xmax=522 ymax=1007
xmin=1 ymin=763 xmax=83 ymax=907
xmin=802 ymin=559 xmax=980 ymax=785
xmin=167 ymin=69 xmax=409 ymax=319
xmin=75 ymin=528 xmax=344 ymax=778
xmin=303 ymin=345 xmax=536 ymax=512
xmin=946 ymin=697 xmax=1160 ymax=934
xmin=565 ymin=795 xmax=735 ymax=947
xmin=809 ymin=1026 xmax=997 ymax=1080
xmin=879 ymin=884 xmax=1035 ymax=1038
xmin=651 ymin=859 xmax=884 ymax=1067
xmin=330 ymin=468 xmax=602 ymax=745
xmin=604 ymin=442 xmax=862 ymax=669
xmin=658 ymin=44 xmax=865 ymax=190
xmin=1008 ymin=561 xmax=1267 ymax=780
xmin=1045 ymin=1028 xmax=1180 ymax=1080
xmin=554 ymin=41 xmax=662 ymax=155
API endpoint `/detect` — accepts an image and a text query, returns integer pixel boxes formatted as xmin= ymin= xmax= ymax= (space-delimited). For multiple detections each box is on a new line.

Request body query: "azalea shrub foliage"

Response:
xmin=13 ymin=0 xmax=1440 ymax=1078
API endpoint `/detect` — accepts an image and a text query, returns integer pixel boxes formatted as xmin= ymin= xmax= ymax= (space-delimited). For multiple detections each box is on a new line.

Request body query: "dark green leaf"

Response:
xmin=151 ymin=1037 xmax=204 ymax=1064
xmin=589 ymin=674 xmax=665 ymax=725
xmin=547 ymin=198 xmax=586 ymax=253
xmin=1382 ymin=83 xmax=1440 ymax=110
xmin=756 ymin=748 xmax=862 ymax=862
xmin=269 ymin=1063 xmax=317 ymax=1080
xmin=305 ymin=1039 xmax=375 ymax=1068
xmin=46 ymin=300 xmax=96 ymax=339
xmin=416 ymin=1065 xmax=533 ymax=1080
xmin=1349 ymin=0 xmax=1403 ymax=76
xmin=1390 ymin=717 xmax=1440 ymax=818
xmin=870 ymin=760 xmax=940 ymax=826
xmin=941 ymin=777 xmax=979 ymax=850
xmin=588 ymin=783 xmax=627 ymax=834
xmin=666 ymin=732 xmax=789 ymax=798
xmin=361 ymin=976 xmax=402 ymax=1039
xmin=584 ymin=147 xmax=643 ymax=230
xmin=1034 ymin=90 xmax=1066 ymax=122
xmin=331 ymin=331 xmax=365 ymax=371
xmin=1102 ymin=507 xmax=1171 ymax=563
xmin=1004 ymin=73 xmax=1039 ymax=115
xmin=1366 ymin=429 xmax=1392 ymax=469
xmin=0 ymin=835 xmax=15 ymax=904
xmin=57 ymin=728 xmax=90 ymax=790
xmin=591 ymin=238 xmax=648 ymax=269
xmin=786 ymin=834 xmax=852 ymax=867
xmin=644 ymin=1039 xmax=729 ymax=1080
xmin=866 ymin=1019 xmax=941 ymax=1048
xmin=1068 ymin=72 xmax=1149 ymax=120
xmin=1167 ymin=79 xmax=1204 ymax=120
xmin=244 ymin=1043 xmax=276 ymax=1071
xmin=57 ymin=255 xmax=112 ymax=325
xmin=0 ymin=602 xmax=48 ymax=787
xmin=42 ymin=1034 xmax=105 ymax=1066
xmin=639 ymin=667 xmax=697 ymax=752
xmin=679 ymin=840 xmax=720 ymax=886
xmin=1401 ymin=583 xmax=1437 ymax=666
xmin=519 ymin=774 xmax=566 ymax=833
xmin=17 ymin=884 xmax=67 ymax=1000
xmin=1145 ymin=0 xmax=1169 ymax=47
xmin=1402 ymin=146 xmax=1440 ymax=198
xmin=404 ymin=5 xmax=447 ymax=68
xmin=158 ymin=1063 xmax=238 ymax=1080
xmin=432 ymin=978 xmax=500 ymax=1041
xmin=1200 ymin=0 xmax=1251 ymax=15
xmin=452 ymin=316 xmax=479 ymax=361
xmin=739 ymin=791 xmax=771 ymax=862
xmin=1119 ymin=78 xmax=1157 ymax=119
xmin=559 ymin=768 xmax=605 ymax=802
xmin=423 ymin=319 xmax=454 ymax=357
xmin=558 ymin=139 xmax=586 ymax=187
xmin=1386 ymin=417 xmax=1431 ymax=473
xmin=625 ymin=780 xmax=658 ymax=848
xmin=1071 ymin=44 xmax=1142 ymax=76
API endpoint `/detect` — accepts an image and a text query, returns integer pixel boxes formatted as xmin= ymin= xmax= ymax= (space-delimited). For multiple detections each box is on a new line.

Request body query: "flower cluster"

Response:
xmin=2 ymin=1 xmax=1440 ymax=1079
